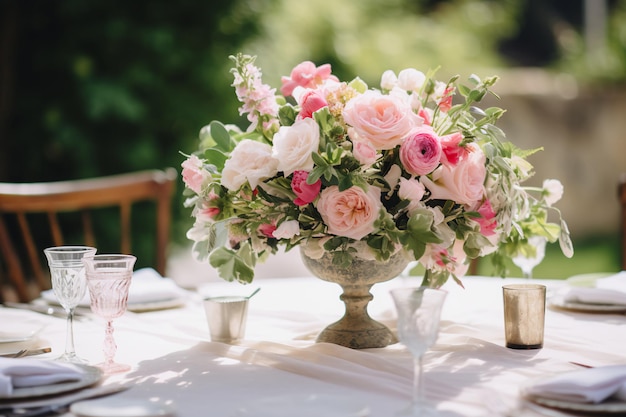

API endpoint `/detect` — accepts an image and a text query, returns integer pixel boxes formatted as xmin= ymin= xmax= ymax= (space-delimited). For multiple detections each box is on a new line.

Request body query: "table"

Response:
xmin=9 ymin=275 xmax=626 ymax=416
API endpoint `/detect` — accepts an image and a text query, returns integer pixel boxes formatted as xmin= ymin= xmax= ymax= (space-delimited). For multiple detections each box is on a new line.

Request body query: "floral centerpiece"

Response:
xmin=181 ymin=53 xmax=573 ymax=289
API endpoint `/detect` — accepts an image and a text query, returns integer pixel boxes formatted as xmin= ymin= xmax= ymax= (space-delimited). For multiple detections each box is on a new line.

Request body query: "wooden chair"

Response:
xmin=617 ymin=172 xmax=626 ymax=271
xmin=0 ymin=168 xmax=177 ymax=302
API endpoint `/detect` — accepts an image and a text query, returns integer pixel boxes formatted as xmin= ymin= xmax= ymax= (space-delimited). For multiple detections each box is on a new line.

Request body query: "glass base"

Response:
xmin=506 ymin=342 xmax=543 ymax=349
xmin=97 ymin=361 xmax=131 ymax=374
xmin=56 ymin=352 xmax=89 ymax=364
xmin=396 ymin=402 xmax=439 ymax=416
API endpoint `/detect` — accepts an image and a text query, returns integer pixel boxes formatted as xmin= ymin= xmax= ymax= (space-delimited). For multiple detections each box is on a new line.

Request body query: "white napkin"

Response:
xmin=127 ymin=268 xmax=185 ymax=304
xmin=563 ymin=271 xmax=626 ymax=306
xmin=524 ymin=365 xmax=626 ymax=404
xmin=0 ymin=358 xmax=85 ymax=397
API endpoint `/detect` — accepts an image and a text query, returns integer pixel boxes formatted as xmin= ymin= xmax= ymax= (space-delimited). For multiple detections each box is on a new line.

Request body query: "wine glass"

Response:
xmin=390 ymin=287 xmax=447 ymax=416
xmin=82 ymin=254 xmax=136 ymax=374
xmin=44 ymin=246 xmax=97 ymax=363
xmin=512 ymin=236 xmax=547 ymax=279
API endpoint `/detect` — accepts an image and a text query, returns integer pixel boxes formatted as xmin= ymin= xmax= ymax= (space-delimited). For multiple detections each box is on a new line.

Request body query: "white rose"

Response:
xmin=273 ymin=220 xmax=301 ymax=239
xmin=397 ymin=68 xmax=426 ymax=92
xmin=542 ymin=179 xmax=564 ymax=206
xmin=221 ymin=139 xmax=278 ymax=191
xmin=380 ymin=70 xmax=398 ymax=90
xmin=398 ymin=177 xmax=426 ymax=214
xmin=272 ymin=118 xmax=320 ymax=176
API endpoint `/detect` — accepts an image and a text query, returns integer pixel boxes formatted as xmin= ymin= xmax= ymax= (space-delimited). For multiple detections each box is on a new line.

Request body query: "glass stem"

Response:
xmin=412 ymin=355 xmax=424 ymax=408
xmin=65 ymin=309 xmax=76 ymax=356
xmin=103 ymin=320 xmax=117 ymax=366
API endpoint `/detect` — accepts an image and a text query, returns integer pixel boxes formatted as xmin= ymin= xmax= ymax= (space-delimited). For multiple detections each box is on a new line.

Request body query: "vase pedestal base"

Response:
xmin=316 ymin=318 xmax=397 ymax=349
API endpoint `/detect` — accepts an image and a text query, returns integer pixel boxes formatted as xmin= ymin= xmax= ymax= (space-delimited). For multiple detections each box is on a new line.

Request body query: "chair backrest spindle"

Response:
xmin=0 ymin=168 xmax=177 ymax=302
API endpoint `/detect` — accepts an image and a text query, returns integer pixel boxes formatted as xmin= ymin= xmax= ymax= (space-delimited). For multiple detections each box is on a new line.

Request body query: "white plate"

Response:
xmin=525 ymin=395 xmax=626 ymax=413
xmin=71 ymin=398 xmax=176 ymax=417
xmin=549 ymin=295 xmax=626 ymax=313
xmin=566 ymin=272 xmax=614 ymax=287
xmin=0 ymin=364 xmax=102 ymax=399
xmin=234 ymin=394 xmax=370 ymax=417
xmin=40 ymin=289 xmax=185 ymax=313
xmin=0 ymin=309 xmax=48 ymax=343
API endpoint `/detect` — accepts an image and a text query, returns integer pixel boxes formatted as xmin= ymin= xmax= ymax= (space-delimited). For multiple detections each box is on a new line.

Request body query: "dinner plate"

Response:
xmin=525 ymin=395 xmax=626 ymax=413
xmin=566 ymin=272 xmax=614 ymax=287
xmin=40 ymin=290 xmax=185 ymax=313
xmin=548 ymin=295 xmax=626 ymax=313
xmin=0 ymin=309 xmax=48 ymax=343
xmin=0 ymin=364 xmax=102 ymax=399
xmin=71 ymin=398 xmax=176 ymax=417
xmin=234 ymin=394 xmax=370 ymax=417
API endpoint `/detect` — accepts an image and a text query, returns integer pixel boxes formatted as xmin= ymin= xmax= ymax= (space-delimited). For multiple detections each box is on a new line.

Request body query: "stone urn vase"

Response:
xmin=300 ymin=248 xmax=409 ymax=349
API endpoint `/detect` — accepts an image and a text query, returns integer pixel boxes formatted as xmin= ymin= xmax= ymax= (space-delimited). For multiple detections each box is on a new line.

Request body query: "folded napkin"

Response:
xmin=524 ymin=365 xmax=626 ymax=404
xmin=563 ymin=271 xmax=626 ymax=306
xmin=127 ymin=268 xmax=185 ymax=304
xmin=0 ymin=358 xmax=85 ymax=397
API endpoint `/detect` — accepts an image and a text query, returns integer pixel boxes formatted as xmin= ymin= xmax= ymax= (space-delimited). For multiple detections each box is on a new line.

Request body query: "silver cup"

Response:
xmin=203 ymin=296 xmax=249 ymax=343
xmin=502 ymin=284 xmax=546 ymax=349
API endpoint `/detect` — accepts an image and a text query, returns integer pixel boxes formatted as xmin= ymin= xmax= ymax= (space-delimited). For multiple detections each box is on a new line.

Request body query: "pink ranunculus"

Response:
xmin=421 ymin=143 xmax=487 ymax=208
xmin=280 ymin=61 xmax=339 ymax=97
xmin=400 ymin=127 xmax=442 ymax=176
xmin=316 ymin=185 xmax=382 ymax=240
xmin=291 ymin=170 xmax=322 ymax=206
xmin=197 ymin=191 xmax=221 ymax=221
xmin=440 ymin=132 xmax=469 ymax=167
xmin=297 ymin=90 xmax=328 ymax=119
xmin=181 ymin=154 xmax=210 ymax=194
xmin=343 ymin=90 xmax=422 ymax=150
xmin=475 ymin=198 xmax=497 ymax=236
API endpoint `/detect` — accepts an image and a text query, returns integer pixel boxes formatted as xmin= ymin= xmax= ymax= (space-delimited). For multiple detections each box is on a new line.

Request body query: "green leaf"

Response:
xmin=559 ymin=219 xmax=574 ymax=258
xmin=209 ymin=245 xmax=255 ymax=284
xmin=203 ymin=148 xmax=228 ymax=171
xmin=210 ymin=121 xmax=233 ymax=152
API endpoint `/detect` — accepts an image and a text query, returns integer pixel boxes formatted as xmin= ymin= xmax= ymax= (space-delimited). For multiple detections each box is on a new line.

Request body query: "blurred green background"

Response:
xmin=1 ymin=0 xmax=625 ymax=278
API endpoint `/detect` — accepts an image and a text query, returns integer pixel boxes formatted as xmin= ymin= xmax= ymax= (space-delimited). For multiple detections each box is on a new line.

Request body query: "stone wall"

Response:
xmin=483 ymin=70 xmax=626 ymax=240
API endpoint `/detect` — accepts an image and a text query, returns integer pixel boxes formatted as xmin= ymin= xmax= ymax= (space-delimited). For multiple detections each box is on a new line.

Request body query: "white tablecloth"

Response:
xmin=6 ymin=275 xmax=626 ymax=416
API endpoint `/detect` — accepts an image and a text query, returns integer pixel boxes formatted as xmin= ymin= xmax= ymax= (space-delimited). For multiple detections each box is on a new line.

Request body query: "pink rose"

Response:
xmin=281 ymin=61 xmax=339 ymax=97
xmin=400 ymin=127 xmax=442 ymax=176
xmin=298 ymin=90 xmax=328 ymax=119
xmin=421 ymin=143 xmax=486 ymax=208
xmin=181 ymin=154 xmax=209 ymax=194
xmin=475 ymin=199 xmax=497 ymax=236
xmin=291 ymin=170 xmax=322 ymax=206
xmin=440 ymin=132 xmax=469 ymax=167
xmin=343 ymin=90 xmax=422 ymax=150
xmin=316 ymin=185 xmax=382 ymax=240
xmin=351 ymin=136 xmax=379 ymax=167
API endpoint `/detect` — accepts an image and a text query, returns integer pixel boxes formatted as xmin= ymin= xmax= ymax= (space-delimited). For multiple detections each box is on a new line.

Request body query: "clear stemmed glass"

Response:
xmin=390 ymin=287 xmax=447 ymax=416
xmin=44 ymin=246 xmax=97 ymax=363
xmin=82 ymin=254 xmax=136 ymax=374
xmin=512 ymin=236 xmax=547 ymax=279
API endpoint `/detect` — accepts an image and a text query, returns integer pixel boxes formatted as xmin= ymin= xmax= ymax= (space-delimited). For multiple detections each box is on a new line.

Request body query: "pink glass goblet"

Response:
xmin=83 ymin=254 xmax=136 ymax=374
